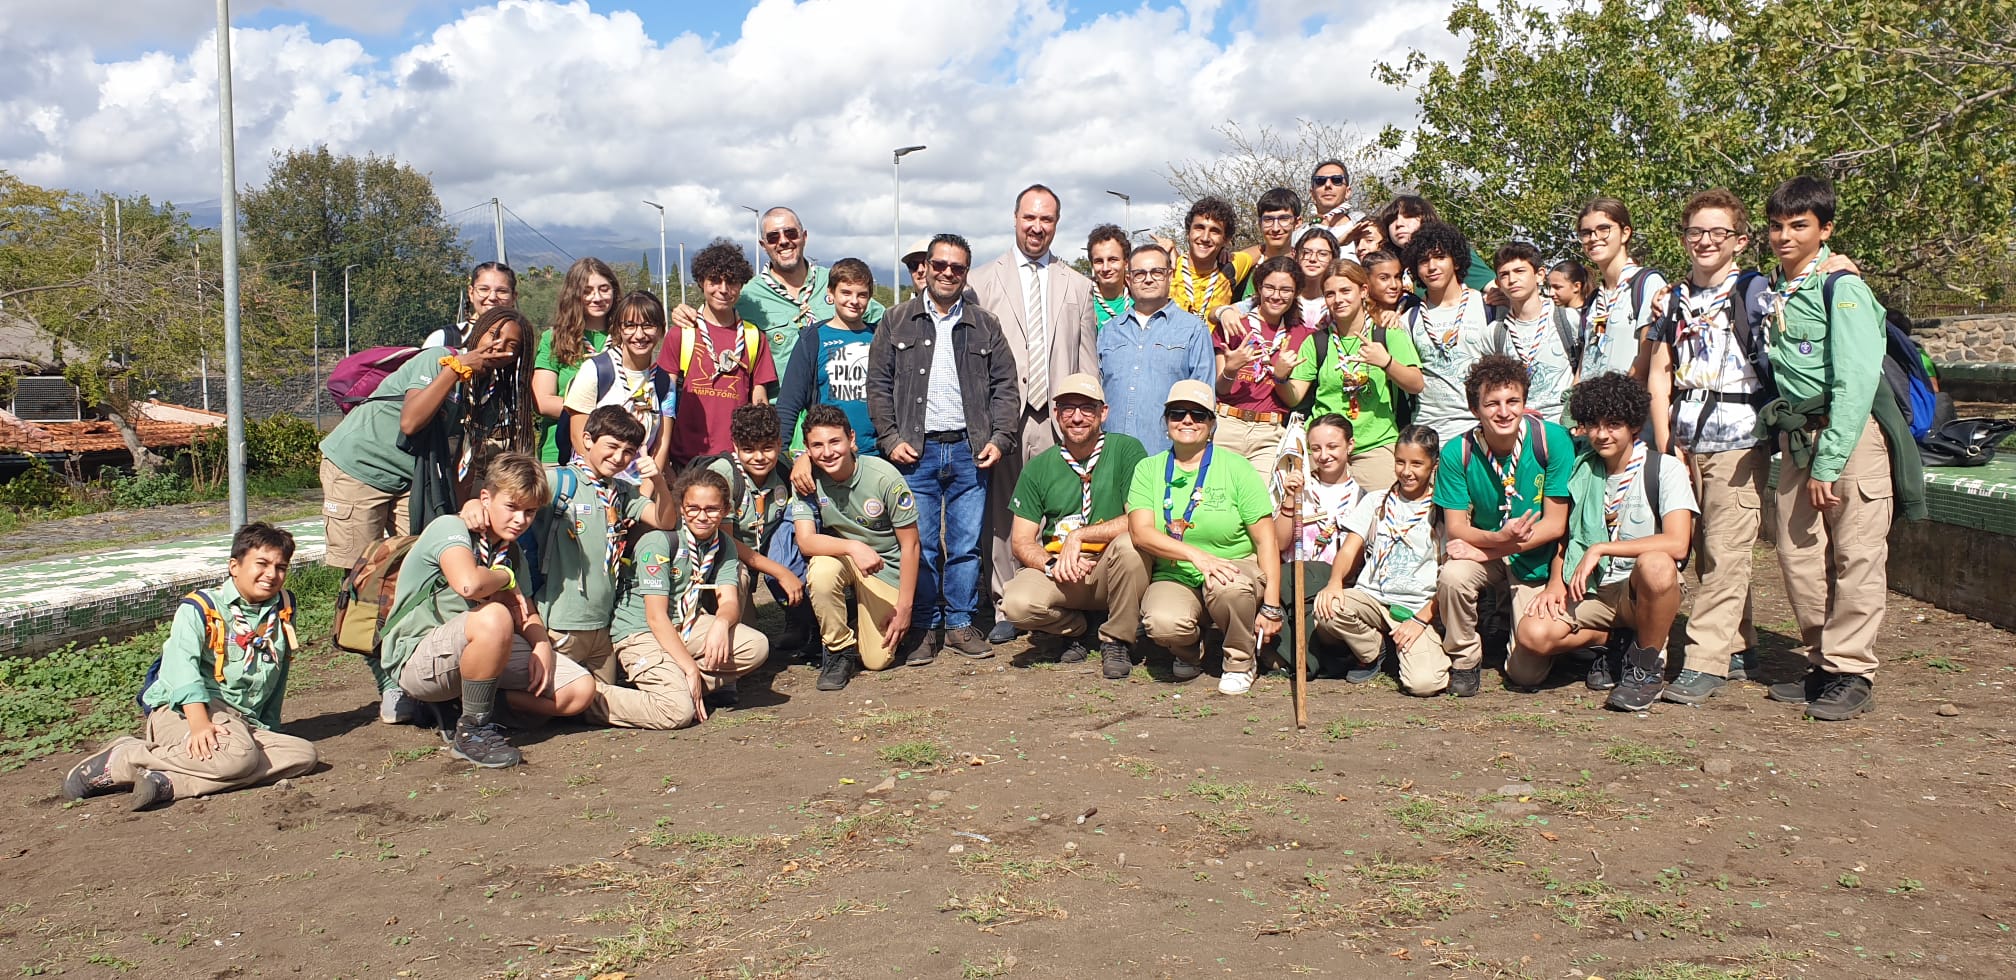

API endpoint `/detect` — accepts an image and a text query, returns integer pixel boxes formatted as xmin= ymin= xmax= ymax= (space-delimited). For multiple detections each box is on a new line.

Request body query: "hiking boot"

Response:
xmin=1767 ymin=667 xmax=1829 ymax=705
xmin=987 ymin=620 xmax=1020 ymax=644
xmin=1057 ymin=638 xmax=1090 ymax=664
xmin=449 ymin=716 xmax=523 ymax=769
xmin=1586 ymin=639 xmax=1625 ymax=692
xmin=903 ymin=629 xmax=940 ymax=668
xmin=1218 ymin=670 xmax=1254 ymax=695
xmin=703 ymin=681 xmax=740 ymax=711
xmin=1805 ymin=673 xmax=1875 ymax=721
xmin=818 ymin=647 xmax=860 ymax=691
xmin=62 ymin=738 xmax=138 ymax=800
xmin=1448 ymin=667 xmax=1481 ymax=697
xmin=1727 ymin=648 xmax=1760 ymax=682
xmin=1662 ymin=669 xmax=1726 ymax=705
xmin=1344 ymin=650 xmax=1389 ymax=684
xmin=1607 ymin=643 xmax=1666 ymax=712
xmin=1100 ymin=641 xmax=1134 ymax=680
xmin=379 ymin=688 xmax=420 ymax=725
xmin=127 ymin=771 xmax=174 ymax=811
xmin=944 ymin=625 xmax=994 ymax=659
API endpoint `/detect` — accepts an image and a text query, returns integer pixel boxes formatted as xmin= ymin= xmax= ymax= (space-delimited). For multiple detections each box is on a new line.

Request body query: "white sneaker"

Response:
xmin=1217 ymin=671 xmax=1254 ymax=695
xmin=380 ymin=689 xmax=419 ymax=725
xmin=1171 ymin=659 xmax=1202 ymax=681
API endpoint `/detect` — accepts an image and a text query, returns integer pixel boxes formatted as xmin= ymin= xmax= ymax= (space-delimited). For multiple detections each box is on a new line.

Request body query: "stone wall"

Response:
xmin=154 ymin=368 xmax=329 ymax=423
xmin=1913 ymin=314 xmax=2016 ymax=362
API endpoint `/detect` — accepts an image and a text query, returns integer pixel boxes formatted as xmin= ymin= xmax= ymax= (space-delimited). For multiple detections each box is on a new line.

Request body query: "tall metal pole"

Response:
xmin=214 ymin=0 xmax=248 ymax=529
xmin=343 ymin=263 xmax=359 ymax=356
xmin=643 ymin=200 xmax=668 ymax=300
xmin=1107 ymin=190 xmax=1131 ymax=233
xmin=677 ymin=243 xmax=687 ymax=307
xmin=310 ymin=266 xmax=320 ymax=428
xmin=194 ymin=245 xmax=209 ymax=412
xmin=491 ymin=197 xmax=507 ymax=265
xmin=738 ymin=204 xmax=761 ymax=273
xmin=892 ymin=145 xmax=926 ymax=304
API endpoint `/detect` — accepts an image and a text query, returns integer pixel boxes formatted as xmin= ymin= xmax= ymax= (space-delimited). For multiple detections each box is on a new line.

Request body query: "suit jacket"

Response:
xmin=966 ymin=252 xmax=1098 ymax=412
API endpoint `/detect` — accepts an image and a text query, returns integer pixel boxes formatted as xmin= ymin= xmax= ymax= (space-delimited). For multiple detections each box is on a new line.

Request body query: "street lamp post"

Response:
xmin=738 ymin=204 xmax=761 ymax=273
xmin=1106 ymin=190 xmax=1131 ymax=232
xmin=342 ymin=263 xmax=360 ymax=356
xmin=892 ymin=144 xmax=926 ymax=303
xmin=642 ymin=199 xmax=668 ymax=300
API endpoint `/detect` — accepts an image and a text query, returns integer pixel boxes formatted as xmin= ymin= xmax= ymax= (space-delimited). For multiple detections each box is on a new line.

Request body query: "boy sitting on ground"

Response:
xmin=382 ymin=452 xmax=597 ymax=768
xmin=708 ymin=405 xmax=813 ymax=661
xmin=64 ymin=523 xmax=318 ymax=810
xmin=791 ymin=404 xmax=921 ymax=691
xmin=1516 ymin=373 xmax=1695 ymax=710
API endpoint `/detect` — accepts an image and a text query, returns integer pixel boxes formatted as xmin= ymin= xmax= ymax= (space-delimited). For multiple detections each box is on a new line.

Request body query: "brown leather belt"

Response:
xmin=1217 ymin=404 xmax=1285 ymax=424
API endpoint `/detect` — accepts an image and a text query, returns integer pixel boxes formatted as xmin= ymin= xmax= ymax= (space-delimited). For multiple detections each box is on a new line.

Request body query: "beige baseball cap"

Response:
xmin=1052 ymin=373 xmax=1105 ymax=403
xmin=1164 ymin=379 xmax=1217 ymax=411
xmin=901 ymin=239 xmax=933 ymax=271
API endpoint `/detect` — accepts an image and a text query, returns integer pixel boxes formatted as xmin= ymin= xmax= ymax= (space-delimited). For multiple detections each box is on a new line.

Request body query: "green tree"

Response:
xmin=241 ymin=146 xmax=470 ymax=348
xmin=1377 ymin=0 xmax=2016 ymax=309
xmin=1163 ymin=120 xmax=1397 ymax=250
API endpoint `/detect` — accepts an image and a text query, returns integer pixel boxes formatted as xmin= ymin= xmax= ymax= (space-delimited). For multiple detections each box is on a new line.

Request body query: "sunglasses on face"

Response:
xmin=1164 ymin=406 xmax=1213 ymax=423
xmin=1310 ymin=174 xmax=1348 ymax=188
xmin=763 ymin=228 xmax=803 ymax=245
xmin=929 ymin=259 xmax=969 ymax=276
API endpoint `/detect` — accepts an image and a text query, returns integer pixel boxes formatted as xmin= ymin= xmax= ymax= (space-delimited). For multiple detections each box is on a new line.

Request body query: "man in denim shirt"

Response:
xmin=1099 ymin=243 xmax=1215 ymax=454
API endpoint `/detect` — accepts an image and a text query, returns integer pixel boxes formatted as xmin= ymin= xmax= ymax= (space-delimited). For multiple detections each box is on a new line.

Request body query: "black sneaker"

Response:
xmin=1727 ymin=648 xmax=1760 ymax=682
xmin=777 ymin=605 xmax=815 ymax=658
xmin=818 ymin=647 xmax=860 ymax=691
xmin=903 ymin=630 xmax=940 ymax=668
xmin=944 ymin=625 xmax=995 ymax=659
xmin=1344 ymin=650 xmax=1389 ymax=684
xmin=127 ymin=770 xmax=174 ymax=811
xmin=1661 ymin=669 xmax=1726 ymax=705
xmin=449 ymin=716 xmax=523 ymax=769
xmin=1058 ymin=638 xmax=1090 ymax=664
xmin=987 ymin=620 xmax=1020 ymax=644
xmin=1448 ymin=667 xmax=1481 ymax=697
xmin=1100 ymin=641 xmax=1133 ymax=680
xmin=1767 ymin=667 xmax=1829 ymax=705
xmin=1805 ymin=673 xmax=1874 ymax=721
xmin=1607 ymin=643 xmax=1665 ymax=712
xmin=1586 ymin=638 xmax=1625 ymax=692
xmin=703 ymin=681 xmax=741 ymax=711
xmin=62 ymin=739 xmax=134 ymax=801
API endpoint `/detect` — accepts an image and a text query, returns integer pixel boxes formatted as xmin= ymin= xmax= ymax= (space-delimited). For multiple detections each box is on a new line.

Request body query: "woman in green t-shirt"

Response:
xmin=1278 ymin=259 xmax=1426 ymax=493
xmin=1127 ymin=380 xmax=1284 ymax=696
xmin=533 ymin=257 xmax=619 ymax=463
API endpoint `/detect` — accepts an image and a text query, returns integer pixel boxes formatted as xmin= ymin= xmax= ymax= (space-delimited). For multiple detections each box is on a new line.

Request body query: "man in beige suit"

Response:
xmin=967 ymin=183 xmax=1099 ymax=641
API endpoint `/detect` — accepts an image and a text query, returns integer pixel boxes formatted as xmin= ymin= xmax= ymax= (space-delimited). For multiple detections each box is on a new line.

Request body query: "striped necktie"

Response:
xmin=1024 ymin=259 xmax=1048 ymax=406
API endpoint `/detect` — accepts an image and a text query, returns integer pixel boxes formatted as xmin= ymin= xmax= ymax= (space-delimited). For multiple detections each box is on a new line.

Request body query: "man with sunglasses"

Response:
xmin=1296 ymin=160 xmax=1363 ymax=246
xmin=668 ymin=207 xmax=885 ymax=388
xmin=867 ymin=234 xmax=1021 ymax=662
xmin=1000 ymin=374 xmax=1152 ymax=679
xmin=967 ymin=184 xmax=1101 ymax=643
xmin=1098 ymin=243 xmax=1215 ymax=456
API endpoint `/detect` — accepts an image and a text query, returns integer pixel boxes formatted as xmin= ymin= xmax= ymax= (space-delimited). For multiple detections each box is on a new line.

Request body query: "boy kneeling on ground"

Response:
xmin=1517 ymin=373 xmax=1695 ymax=710
xmin=709 ymin=405 xmax=812 ymax=666
xmin=383 ymin=452 xmax=597 ymax=768
xmin=791 ymin=404 xmax=921 ymax=690
xmin=65 ymin=523 xmax=317 ymax=810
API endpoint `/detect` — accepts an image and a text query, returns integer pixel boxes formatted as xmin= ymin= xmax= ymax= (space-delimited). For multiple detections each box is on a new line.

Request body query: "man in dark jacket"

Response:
xmin=867 ymin=233 xmax=1021 ymax=663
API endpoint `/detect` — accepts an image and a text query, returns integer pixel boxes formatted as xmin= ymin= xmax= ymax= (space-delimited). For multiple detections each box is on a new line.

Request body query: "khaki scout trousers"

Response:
xmin=808 ymin=555 xmax=904 ymax=670
xmin=1773 ymin=419 xmax=1890 ymax=676
xmin=122 ymin=702 xmax=317 ymax=800
xmin=1141 ymin=559 xmax=1263 ymax=676
xmin=560 ymin=624 xmax=768 ymax=729
xmin=1435 ymin=559 xmax=1549 ymax=685
xmin=1680 ymin=445 xmax=1769 ymax=675
xmin=999 ymin=533 xmax=1152 ymax=646
xmin=1315 ymin=588 xmax=1450 ymax=695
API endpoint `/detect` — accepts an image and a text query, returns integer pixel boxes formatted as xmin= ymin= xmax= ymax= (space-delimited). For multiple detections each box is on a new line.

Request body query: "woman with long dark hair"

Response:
xmin=532 ymin=258 xmax=619 ymax=462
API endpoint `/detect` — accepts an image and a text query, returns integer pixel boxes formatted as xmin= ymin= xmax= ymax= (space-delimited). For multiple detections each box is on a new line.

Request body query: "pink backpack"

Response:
xmin=328 ymin=346 xmax=421 ymax=413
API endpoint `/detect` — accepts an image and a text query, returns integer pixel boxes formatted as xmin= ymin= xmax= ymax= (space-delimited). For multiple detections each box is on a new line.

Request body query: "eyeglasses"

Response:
xmin=1127 ymin=268 xmax=1172 ymax=282
xmin=1310 ymin=174 xmax=1348 ymax=188
xmin=1164 ymin=406 xmax=1213 ymax=423
xmin=1681 ymin=227 xmax=1739 ymax=244
xmin=1259 ymin=284 xmax=1297 ymax=298
xmin=763 ymin=228 xmax=802 ymax=245
xmin=929 ymin=259 xmax=969 ymax=276
xmin=1260 ymin=214 xmax=1297 ymax=227
xmin=682 ymin=504 xmax=725 ymax=517
xmin=1054 ymin=402 xmax=1101 ymax=417
xmin=1298 ymin=248 xmax=1334 ymax=262
xmin=618 ymin=320 xmax=657 ymax=331
xmin=1576 ymin=223 xmax=1619 ymax=242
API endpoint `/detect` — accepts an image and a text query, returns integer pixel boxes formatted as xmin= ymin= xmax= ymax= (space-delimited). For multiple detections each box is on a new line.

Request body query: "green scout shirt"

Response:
xmin=785 ymin=454 xmax=918 ymax=587
xmin=1290 ymin=328 xmax=1423 ymax=452
xmin=1563 ymin=450 xmax=1697 ymax=591
xmin=1432 ymin=418 xmax=1575 ymax=583
xmin=706 ymin=456 xmax=791 ymax=549
xmin=319 ymin=345 xmax=456 ymax=492
xmin=1766 ymin=247 xmax=1886 ymax=483
xmin=380 ymin=516 xmax=522 ymax=675
xmin=1009 ymin=433 xmax=1149 ymax=543
xmin=534 ymin=463 xmax=651 ymax=630
xmin=141 ymin=580 xmax=294 ymax=731
xmin=533 ymin=328 xmax=607 ymax=464
xmin=739 ymin=264 xmax=887 ymax=384
xmin=610 ymin=528 xmax=741 ymax=642
xmin=1125 ymin=447 xmax=1272 ymax=587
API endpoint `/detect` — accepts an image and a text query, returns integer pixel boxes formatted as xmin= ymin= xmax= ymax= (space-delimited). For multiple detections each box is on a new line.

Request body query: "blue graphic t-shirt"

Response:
xmin=777 ymin=318 xmax=879 ymax=454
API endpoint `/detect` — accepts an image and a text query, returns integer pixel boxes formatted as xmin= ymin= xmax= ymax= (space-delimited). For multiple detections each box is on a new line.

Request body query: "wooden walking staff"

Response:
xmin=1288 ymin=443 xmax=1309 ymax=730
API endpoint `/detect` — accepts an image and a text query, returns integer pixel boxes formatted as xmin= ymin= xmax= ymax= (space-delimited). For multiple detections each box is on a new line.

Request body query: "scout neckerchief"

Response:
xmin=1233 ymin=312 xmax=1290 ymax=383
xmin=227 ymin=598 xmax=285 ymax=666
xmin=1770 ymin=252 xmax=1824 ymax=338
xmin=1162 ymin=445 xmax=1214 ymax=540
xmin=1063 ymin=434 xmax=1105 ymax=523
xmin=1320 ymin=202 xmax=1353 ymax=224
xmin=1587 ymin=264 xmax=1640 ymax=367
xmin=1331 ymin=321 xmax=1374 ymax=420
xmin=1174 ymin=252 xmax=1227 ymax=316
xmin=1419 ymin=287 xmax=1474 ymax=362
xmin=1503 ymin=300 xmax=1555 ymax=370
xmin=569 ymin=455 xmax=634 ymax=574
xmin=472 ymin=532 xmax=507 ymax=570
xmin=1603 ymin=441 xmax=1649 ymax=542
xmin=445 ymin=348 xmax=492 ymax=482
xmin=1093 ymin=289 xmax=1129 ymax=325
xmin=694 ymin=315 xmax=750 ymax=381
xmin=1303 ymin=475 xmax=1361 ymax=561
xmin=672 ymin=526 xmax=722 ymax=640
xmin=1675 ymin=273 xmax=1739 ymax=389
xmin=758 ymin=268 xmax=817 ymax=332
xmin=1475 ymin=419 xmax=1528 ymax=521
xmin=735 ymin=464 xmax=772 ymax=543
xmin=1366 ymin=488 xmax=1435 ymax=584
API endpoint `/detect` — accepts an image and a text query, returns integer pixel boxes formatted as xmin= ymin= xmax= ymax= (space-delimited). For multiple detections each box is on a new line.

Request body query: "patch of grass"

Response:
xmin=1111 ymin=756 xmax=1159 ymax=779
xmin=1604 ymin=739 xmax=1686 ymax=767
xmin=1388 ymin=797 xmax=1519 ymax=851
xmin=1490 ymin=711 xmax=1590 ymax=734
xmin=1347 ymin=857 xmax=1438 ymax=883
xmin=1923 ymin=655 xmax=1967 ymax=673
xmin=877 ymin=739 xmax=949 ymax=769
xmin=844 ymin=706 xmax=946 ymax=735
xmin=956 ymin=852 xmax=1088 ymax=882
xmin=1322 ymin=716 xmax=1378 ymax=740
xmin=1187 ymin=779 xmax=1255 ymax=803
xmin=1282 ymin=779 xmax=1322 ymax=796
xmin=1530 ymin=784 xmax=1628 ymax=817
xmin=1617 ymin=965 xmax=1764 ymax=980
xmin=639 ymin=827 xmax=776 ymax=852
xmin=939 ymin=888 xmax=1066 ymax=927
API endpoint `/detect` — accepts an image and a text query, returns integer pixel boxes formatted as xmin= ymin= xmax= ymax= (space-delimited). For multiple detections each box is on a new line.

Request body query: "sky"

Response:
xmin=0 ymin=0 xmax=1467 ymax=276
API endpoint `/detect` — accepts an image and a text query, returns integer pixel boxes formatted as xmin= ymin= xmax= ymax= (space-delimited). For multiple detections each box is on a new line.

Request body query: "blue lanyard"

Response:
xmin=1162 ymin=445 xmax=1214 ymax=540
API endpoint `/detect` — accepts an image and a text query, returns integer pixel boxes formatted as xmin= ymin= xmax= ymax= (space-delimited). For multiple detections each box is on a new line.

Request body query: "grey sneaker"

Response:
xmin=1767 ymin=667 xmax=1828 ymax=705
xmin=62 ymin=738 xmax=138 ymax=800
xmin=127 ymin=770 xmax=175 ymax=811
xmin=1100 ymin=641 xmax=1133 ymax=680
xmin=1727 ymin=649 xmax=1760 ymax=681
xmin=1448 ymin=667 xmax=1481 ymax=697
xmin=1662 ymin=669 xmax=1726 ymax=705
xmin=1606 ymin=643 xmax=1665 ymax=711
xmin=1344 ymin=650 xmax=1389 ymax=684
xmin=449 ymin=717 xmax=523 ymax=769
xmin=1805 ymin=673 xmax=1874 ymax=721
xmin=944 ymin=625 xmax=995 ymax=659
xmin=379 ymin=688 xmax=421 ymax=725
xmin=987 ymin=620 xmax=1020 ymax=644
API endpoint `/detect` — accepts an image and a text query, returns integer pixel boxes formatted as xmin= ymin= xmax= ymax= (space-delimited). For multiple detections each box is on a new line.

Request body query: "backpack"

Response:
xmin=556 ymin=351 xmax=679 ymax=461
xmin=678 ymin=321 xmax=764 ymax=375
xmin=1490 ymin=305 xmax=1583 ymax=372
xmin=137 ymin=589 xmax=297 ymax=710
xmin=1458 ymin=414 xmax=1554 ymax=476
xmin=328 ymin=346 xmax=422 ymax=414
xmin=1577 ymin=267 xmax=1659 ymax=370
xmin=1920 ymin=417 xmax=2016 ymax=468
xmin=331 ymin=535 xmax=427 ymax=659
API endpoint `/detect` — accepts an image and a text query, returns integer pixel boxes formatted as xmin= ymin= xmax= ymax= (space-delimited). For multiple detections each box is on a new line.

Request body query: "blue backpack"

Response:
xmin=1820 ymin=272 xmax=1935 ymax=440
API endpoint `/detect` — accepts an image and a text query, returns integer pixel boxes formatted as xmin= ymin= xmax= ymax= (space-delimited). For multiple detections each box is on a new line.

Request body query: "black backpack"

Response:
xmin=1578 ymin=267 xmax=1661 ymax=371
xmin=1306 ymin=325 xmax=1418 ymax=428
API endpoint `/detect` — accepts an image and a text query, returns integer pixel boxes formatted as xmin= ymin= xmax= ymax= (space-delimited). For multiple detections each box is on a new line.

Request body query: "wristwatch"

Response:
xmin=1258 ymin=603 xmax=1285 ymax=621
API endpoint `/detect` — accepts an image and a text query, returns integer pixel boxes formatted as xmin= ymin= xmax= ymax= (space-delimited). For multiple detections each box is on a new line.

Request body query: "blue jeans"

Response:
xmin=900 ymin=439 xmax=986 ymax=630
xmin=761 ymin=513 xmax=810 ymax=604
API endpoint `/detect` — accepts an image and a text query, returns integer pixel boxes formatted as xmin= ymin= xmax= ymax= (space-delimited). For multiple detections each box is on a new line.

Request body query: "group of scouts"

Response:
xmin=61 ymin=167 xmax=1916 ymax=808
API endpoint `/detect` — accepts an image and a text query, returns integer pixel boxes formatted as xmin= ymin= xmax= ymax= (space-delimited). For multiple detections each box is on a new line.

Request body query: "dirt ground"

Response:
xmin=4 ymin=545 xmax=2012 ymax=980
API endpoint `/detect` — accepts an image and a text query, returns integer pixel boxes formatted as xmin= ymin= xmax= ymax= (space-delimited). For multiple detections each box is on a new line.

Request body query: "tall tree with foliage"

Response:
xmin=1162 ymin=120 xmax=1396 ymax=250
xmin=241 ymin=147 xmax=471 ymax=348
xmin=1377 ymin=0 xmax=2016 ymax=309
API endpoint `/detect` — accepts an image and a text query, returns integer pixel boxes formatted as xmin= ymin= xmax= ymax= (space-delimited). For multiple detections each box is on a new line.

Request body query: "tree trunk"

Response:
xmin=102 ymin=403 xmax=163 ymax=475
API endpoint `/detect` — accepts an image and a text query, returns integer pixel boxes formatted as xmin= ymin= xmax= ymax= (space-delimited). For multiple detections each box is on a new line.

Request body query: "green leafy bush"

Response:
xmin=0 ymin=456 xmax=71 ymax=509
xmin=108 ymin=470 xmax=191 ymax=508
xmin=247 ymin=416 xmax=321 ymax=472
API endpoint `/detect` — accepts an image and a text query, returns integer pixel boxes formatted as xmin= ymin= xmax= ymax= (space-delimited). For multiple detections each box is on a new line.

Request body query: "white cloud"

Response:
xmin=0 ymin=0 xmax=1464 ymax=272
